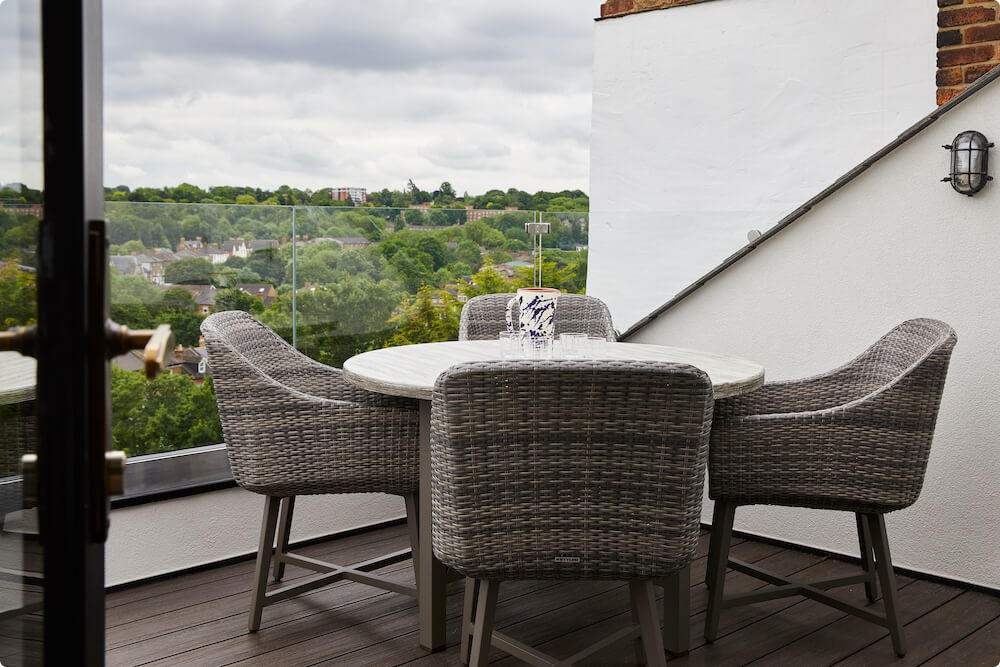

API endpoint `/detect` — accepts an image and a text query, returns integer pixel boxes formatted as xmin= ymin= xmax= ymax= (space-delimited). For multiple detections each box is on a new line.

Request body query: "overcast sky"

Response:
xmin=97 ymin=1 xmax=596 ymax=195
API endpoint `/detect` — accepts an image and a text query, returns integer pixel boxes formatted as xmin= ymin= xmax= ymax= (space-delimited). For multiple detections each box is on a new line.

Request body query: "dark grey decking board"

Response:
xmin=104 ymin=524 xmax=1000 ymax=666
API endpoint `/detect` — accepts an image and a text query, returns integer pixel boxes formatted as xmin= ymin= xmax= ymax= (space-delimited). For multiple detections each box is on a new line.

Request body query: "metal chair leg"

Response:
xmin=272 ymin=496 xmax=295 ymax=583
xmin=404 ymin=493 xmax=420 ymax=583
xmin=866 ymin=513 xmax=907 ymax=657
xmin=460 ymin=577 xmax=479 ymax=665
xmin=856 ymin=512 xmax=878 ymax=602
xmin=661 ymin=564 xmax=690 ymax=656
xmin=704 ymin=501 xmax=736 ymax=643
xmin=705 ymin=501 xmax=726 ymax=588
xmin=469 ymin=579 xmax=499 ymax=667
xmin=250 ymin=495 xmax=281 ymax=633
xmin=631 ymin=580 xmax=667 ymax=667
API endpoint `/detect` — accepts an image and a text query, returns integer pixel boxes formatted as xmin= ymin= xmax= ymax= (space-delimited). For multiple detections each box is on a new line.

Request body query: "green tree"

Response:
xmin=455 ymin=239 xmax=483 ymax=269
xmin=487 ymin=249 xmax=512 ymax=265
xmin=460 ymin=268 xmax=509 ymax=299
xmin=110 ymin=366 xmax=222 ymax=456
xmin=416 ymin=236 xmax=447 ymax=270
xmin=0 ymin=261 xmax=36 ymax=327
xmin=164 ymin=257 xmax=214 ymax=285
xmin=161 ymin=287 xmax=196 ymax=313
xmin=213 ymin=287 xmax=262 ymax=313
xmin=388 ymin=286 xmax=460 ymax=346
xmin=161 ymin=311 xmax=204 ymax=347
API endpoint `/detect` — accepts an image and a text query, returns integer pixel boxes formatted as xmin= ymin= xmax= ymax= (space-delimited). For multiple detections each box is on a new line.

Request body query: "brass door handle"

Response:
xmin=20 ymin=454 xmax=37 ymax=506
xmin=21 ymin=450 xmax=127 ymax=506
xmin=105 ymin=322 xmax=175 ymax=379
xmin=0 ymin=325 xmax=37 ymax=357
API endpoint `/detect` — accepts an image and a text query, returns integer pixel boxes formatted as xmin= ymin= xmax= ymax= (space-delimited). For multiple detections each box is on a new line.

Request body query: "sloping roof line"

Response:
xmin=619 ymin=66 xmax=1000 ymax=340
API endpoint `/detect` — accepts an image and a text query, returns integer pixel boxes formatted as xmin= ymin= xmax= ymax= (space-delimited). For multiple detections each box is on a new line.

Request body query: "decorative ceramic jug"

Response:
xmin=506 ymin=287 xmax=560 ymax=339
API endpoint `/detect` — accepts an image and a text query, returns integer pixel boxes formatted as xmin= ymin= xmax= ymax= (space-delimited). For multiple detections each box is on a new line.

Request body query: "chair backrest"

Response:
xmin=431 ymin=360 xmax=714 ymax=581
xmin=458 ymin=293 xmax=616 ymax=341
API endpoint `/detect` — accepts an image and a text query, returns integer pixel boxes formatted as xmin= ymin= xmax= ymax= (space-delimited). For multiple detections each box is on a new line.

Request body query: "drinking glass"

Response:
xmin=560 ymin=333 xmax=589 ymax=359
xmin=524 ymin=335 xmax=553 ymax=360
xmin=588 ymin=336 xmax=608 ymax=358
xmin=499 ymin=331 xmax=522 ymax=360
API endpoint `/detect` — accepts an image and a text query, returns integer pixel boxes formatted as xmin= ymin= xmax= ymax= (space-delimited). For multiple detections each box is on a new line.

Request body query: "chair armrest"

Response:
xmin=218 ymin=377 xmax=420 ymax=496
xmin=268 ymin=353 xmax=417 ymax=411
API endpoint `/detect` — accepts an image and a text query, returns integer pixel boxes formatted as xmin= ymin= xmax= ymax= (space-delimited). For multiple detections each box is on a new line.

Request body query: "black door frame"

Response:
xmin=37 ymin=0 xmax=106 ymax=662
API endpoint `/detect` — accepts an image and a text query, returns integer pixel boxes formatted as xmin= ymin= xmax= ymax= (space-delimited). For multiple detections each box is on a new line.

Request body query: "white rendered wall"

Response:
xmin=589 ymin=0 xmax=936 ymax=329
xmin=106 ymin=489 xmax=403 ymax=587
xmin=629 ymin=79 xmax=1000 ymax=589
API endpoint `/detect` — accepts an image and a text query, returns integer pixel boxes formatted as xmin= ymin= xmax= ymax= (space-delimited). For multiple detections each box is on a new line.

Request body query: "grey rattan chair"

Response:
xmin=704 ymin=318 xmax=957 ymax=657
xmin=431 ymin=360 xmax=715 ymax=666
xmin=458 ymin=293 xmax=617 ymax=341
xmin=201 ymin=311 xmax=421 ymax=633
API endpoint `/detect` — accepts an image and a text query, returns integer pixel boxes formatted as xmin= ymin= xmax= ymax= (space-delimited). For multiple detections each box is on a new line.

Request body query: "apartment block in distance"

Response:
xmin=332 ymin=187 xmax=367 ymax=204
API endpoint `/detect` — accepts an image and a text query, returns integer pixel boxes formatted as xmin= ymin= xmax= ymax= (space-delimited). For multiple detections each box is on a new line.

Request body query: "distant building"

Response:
xmin=332 ymin=187 xmax=367 ymax=204
xmin=170 ymin=284 xmax=217 ymax=315
xmin=466 ymin=206 xmax=519 ymax=222
xmin=222 ymin=238 xmax=249 ymax=258
xmin=236 ymin=283 xmax=277 ymax=307
xmin=248 ymin=239 xmax=279 ymax=252
xmin=0 ymin=202 xmax=44 ymax=217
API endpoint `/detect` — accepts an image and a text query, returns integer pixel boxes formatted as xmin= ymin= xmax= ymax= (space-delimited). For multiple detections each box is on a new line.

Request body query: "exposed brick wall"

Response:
xmin=598 ymin=0 xmax=716 ymax=19
xmin=937 ymin=0 xmax=1000 ymax=104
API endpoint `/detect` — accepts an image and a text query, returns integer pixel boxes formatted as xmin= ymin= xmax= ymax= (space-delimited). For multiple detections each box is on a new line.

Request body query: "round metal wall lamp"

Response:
xmin=942 ymin=130 xmax=993 ymax=196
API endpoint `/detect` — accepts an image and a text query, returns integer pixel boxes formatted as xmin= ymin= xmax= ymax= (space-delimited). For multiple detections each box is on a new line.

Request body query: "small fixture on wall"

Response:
xmin=942 ymin=131 xmax=993 ymax=196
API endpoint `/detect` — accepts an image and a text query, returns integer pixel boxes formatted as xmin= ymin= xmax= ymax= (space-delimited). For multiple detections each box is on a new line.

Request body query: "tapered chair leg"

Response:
xmin=460 ymin=577 xmax=479 ymax=665
xmin=866 ymin=513 xmax=906 ymax=657
xmin=630 ymin=597 xmax=646 ymax=665
xmin=469 ymin=580 xmax=499 ymax=667
xmin=705 ymin=501 xmax=727 ymax=588
xmin=631 ymin=580 xmax=667 ymax=667
xmin=404 ymin=493 xmax=420 ymax=583
xmin=272 ymin=496 xmax=295 ymax=582
xmin=250 ymin=495 xmax=281 ymax=633
xmin=661 ymin=564 xmax=690 ymax=656
xmin=704 ymin=501 xmax=736 ymax=643
xmin=856 ymin=512 xmax=878 ymax=602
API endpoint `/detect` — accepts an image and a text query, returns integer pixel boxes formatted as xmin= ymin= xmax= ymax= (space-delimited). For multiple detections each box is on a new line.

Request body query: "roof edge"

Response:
xmin=596 ymin=0 xmax=720 ymax=21
xmin=619 ymin=65 xmax=1000 ymax=340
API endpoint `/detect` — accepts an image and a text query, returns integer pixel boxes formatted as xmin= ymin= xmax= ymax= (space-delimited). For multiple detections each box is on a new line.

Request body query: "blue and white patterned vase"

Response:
xmin=506 ymin=287 xmax=560 ymax=339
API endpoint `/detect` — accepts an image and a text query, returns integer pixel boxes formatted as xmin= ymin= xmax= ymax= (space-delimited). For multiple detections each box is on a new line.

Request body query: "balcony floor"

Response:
xmin=105 ymin=523 xmax=1000 ymax=666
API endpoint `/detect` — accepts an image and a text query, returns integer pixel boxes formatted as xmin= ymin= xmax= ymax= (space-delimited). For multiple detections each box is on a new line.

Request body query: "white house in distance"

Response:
xmin=589 ymin=0 xmax=1000 ymax=591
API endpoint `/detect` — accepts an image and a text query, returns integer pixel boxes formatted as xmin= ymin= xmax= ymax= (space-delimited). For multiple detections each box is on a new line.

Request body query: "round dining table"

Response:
xmin=342 ymin=339 xmax=764 ymax=652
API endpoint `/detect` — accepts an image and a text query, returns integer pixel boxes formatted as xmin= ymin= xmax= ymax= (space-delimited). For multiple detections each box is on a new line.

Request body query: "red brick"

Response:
xmin=965 ymin=23 xmax=1000 ymax=42
xmin=938 ymin=6 xmax=996 ymax=27
xmin=600 ymin=0 xmax=634 ymax=17
xmin=938 ymin=29 xmax=964 ymax=47
xmin=937 ymin=87 xmax=966 ymax=104
xmin=938 ymin=43 xmax=995 ymax=66
xmin=937 ymin=66 xmax=965 ymax=85
xmin=965 ymin=62 xmax=998 ymax=81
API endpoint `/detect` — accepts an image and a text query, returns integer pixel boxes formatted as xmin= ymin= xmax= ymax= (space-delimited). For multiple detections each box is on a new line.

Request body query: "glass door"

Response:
xmin=0 ymin=0 xmax=47 ymax=662
xmin=0 ymin=0 xmax=153 ymax=663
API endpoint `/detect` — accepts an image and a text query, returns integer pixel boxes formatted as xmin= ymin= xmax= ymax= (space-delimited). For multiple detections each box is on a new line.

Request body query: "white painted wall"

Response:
xmin=589 ymin=0 xmax=936 ymax=329
xmin=106 ymin=489 xmax=403 ymax=586
xmin=628 ymin=78 xmax=1000 ymax=589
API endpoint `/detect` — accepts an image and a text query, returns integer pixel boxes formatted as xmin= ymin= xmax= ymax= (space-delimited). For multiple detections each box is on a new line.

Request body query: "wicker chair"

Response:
xmin=458 ymin=293 xmax=617 ymax=341
xmin=704 ymin=318 xmax=957 ymax=657
xmin=431 ymin=360 xmax=715 ymax=666
xmin=201 ymin=311 xmax=421 ymax=633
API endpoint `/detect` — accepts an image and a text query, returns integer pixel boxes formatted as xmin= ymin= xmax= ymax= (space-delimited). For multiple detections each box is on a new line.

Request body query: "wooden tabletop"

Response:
xmin=343 ymin=340 xmax=764 ymax=401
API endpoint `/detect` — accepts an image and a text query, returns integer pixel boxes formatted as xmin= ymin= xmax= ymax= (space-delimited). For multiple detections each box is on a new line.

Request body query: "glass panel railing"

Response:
xmin=103 ymin=202 xmax=589 ymax=457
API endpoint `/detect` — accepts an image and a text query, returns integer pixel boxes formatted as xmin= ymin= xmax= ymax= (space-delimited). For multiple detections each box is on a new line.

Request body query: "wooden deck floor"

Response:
xmin=104 ymin=523 xmax=1000 ymax=666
